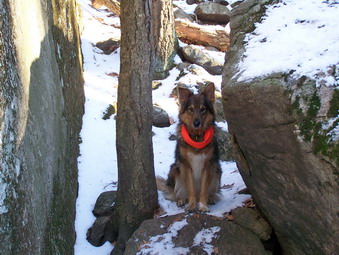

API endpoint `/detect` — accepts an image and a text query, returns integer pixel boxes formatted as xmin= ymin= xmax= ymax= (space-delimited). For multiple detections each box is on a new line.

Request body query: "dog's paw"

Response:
xmin=176 ymin=198 xmax=186 ymax=208
xmin=186 ymin=202 xmax=197 ymax=213
xmin=207 ymin=198 xmax=216 ymax=205
xmin=198 ymin=202 xmax=210 ymax=213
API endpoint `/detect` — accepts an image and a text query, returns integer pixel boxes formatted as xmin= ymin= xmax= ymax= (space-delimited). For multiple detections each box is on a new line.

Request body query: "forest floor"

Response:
xmin=74 ymin=0 xmax=250 ymax=254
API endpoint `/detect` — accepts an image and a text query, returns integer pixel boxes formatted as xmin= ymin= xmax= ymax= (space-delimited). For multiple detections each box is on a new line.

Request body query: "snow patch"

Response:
xmin=137 ymin=218 xmax=189 ymax=255
xmin=237 ymin=0 xmax=339 ymax=87
xmin=0 ymin=176 xmax=8 ymax=214
xmin=323 ymin=115 xmax=339 ymax=141
xmin=193 ymin=226 xmax=221 ymax=255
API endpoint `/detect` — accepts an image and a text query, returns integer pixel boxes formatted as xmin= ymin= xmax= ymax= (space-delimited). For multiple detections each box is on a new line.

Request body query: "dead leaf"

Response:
xmin=243 ymin=197 xmax=256 ymax=208
xmin=225 ymin=214 xmax=234 ymax=221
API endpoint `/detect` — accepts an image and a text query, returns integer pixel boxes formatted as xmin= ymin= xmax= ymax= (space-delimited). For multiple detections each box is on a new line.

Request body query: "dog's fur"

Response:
xmin=162 ymin=82 xmax=221 ymax=212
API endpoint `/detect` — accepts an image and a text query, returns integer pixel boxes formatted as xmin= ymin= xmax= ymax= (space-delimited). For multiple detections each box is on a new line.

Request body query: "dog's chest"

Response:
xmin=187 ymin=151 xmax=208 ymax=182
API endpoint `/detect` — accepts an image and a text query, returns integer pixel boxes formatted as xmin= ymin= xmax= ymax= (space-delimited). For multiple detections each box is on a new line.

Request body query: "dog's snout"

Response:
xmin=193 ymin=119 xmax=201 ymax=128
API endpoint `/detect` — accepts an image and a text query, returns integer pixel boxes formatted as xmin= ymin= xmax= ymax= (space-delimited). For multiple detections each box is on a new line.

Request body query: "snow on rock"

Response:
xmin=193 ymin=226 xmax=221 ymax=255
xmin=137 ymin=218 xmax=190 ymax=255
xmin=237 ymin=0 xmax=339 ymax=87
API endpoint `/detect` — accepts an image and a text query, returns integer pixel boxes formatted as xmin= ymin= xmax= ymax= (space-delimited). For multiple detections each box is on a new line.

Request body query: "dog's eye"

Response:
xmin=200 ymin=107 xmax=206 ymax=113
xmin=188 ymin=107 xmax=194 ymax=113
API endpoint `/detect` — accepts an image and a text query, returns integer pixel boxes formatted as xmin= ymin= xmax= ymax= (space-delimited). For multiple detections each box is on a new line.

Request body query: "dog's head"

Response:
xmin=178 ymin=82 xmax=215 ymax=136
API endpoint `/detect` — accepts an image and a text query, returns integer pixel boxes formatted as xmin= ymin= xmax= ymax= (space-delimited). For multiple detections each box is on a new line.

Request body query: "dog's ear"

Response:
xmin=202 ymin=82 xmax=215 ymax=103
xmin=178 ymin=87 xmax=193 ymax=105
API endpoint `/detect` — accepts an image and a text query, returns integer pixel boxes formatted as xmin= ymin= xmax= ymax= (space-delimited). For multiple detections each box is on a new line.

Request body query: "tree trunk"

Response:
xmin=112 ymin=0 xmax=158 ymax=254
xmin=151 ymin=0 xmax=178 ymax=79
xmin=91 ymin=0 xmax=178 ymax=79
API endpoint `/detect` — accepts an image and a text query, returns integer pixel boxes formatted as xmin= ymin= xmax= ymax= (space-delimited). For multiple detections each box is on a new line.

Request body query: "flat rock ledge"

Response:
xmin=124 ymin=213 xmax=268 ymax=255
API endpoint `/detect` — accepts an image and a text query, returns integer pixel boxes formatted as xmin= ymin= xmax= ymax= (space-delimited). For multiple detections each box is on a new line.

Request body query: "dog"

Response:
xmin=162 ymin=82 xmax=221 ymax=212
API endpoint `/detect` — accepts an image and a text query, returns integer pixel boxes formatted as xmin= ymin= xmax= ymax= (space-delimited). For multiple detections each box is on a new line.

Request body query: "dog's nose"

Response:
xmin=193 ymin=119 xmax=201 ymax=128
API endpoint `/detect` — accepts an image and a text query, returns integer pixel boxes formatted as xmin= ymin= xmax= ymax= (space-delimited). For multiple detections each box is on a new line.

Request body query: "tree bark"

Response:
xmin=151 ymin=0 xmax=178 ymax=79
xmin=175 ymin=19 xmax=230 ymax=52
xmin=112 ymin=0 xmax=158 ymax=254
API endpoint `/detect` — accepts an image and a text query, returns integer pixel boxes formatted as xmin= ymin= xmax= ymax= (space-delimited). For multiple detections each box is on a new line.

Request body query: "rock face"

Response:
xmin=124 ymin=213 xmax=267 ymax=255
xmin=222 ymin=1 xmax=338 ymax=254
xmin=0 ymin=0 xmax=84 ymax=254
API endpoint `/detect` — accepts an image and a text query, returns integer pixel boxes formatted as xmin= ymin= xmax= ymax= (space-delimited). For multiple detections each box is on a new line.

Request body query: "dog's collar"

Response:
xmin=181 ymin=125 xmax=214 ymax=149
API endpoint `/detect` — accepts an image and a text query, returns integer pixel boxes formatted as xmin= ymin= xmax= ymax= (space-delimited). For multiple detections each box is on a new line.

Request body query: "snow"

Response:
xmin=137 ymin=218 xmax=190 ymax=255
xmin=237 ymin=0 xmax=339 ymax=87
xmin=193 ymin=226 xmax=221 ymax=255
xmin=323 ymin=116 xmax=339 ymax=141
xmin=0 ymin=176 xmax=8 ymax=214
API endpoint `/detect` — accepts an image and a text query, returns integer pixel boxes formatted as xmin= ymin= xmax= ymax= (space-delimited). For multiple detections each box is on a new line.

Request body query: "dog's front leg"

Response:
xmin=183 ymin=166 xmax=196 ymax=212
xmin=198 ymin=169 xmax=210 ymax=212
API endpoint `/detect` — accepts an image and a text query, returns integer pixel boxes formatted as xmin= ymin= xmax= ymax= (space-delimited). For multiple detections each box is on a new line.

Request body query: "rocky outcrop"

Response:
xmin=222 ymin=1 xmax=338 ymax=254
xmin=0 ymin=0 xmax=84 ymax=254
xmin=124 ymin=213 xmax=268 ymax=255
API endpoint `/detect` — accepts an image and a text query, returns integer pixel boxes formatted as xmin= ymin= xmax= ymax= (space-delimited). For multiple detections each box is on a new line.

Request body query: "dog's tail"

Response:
xmin=156 ymin=176 xmax=175 ymax=201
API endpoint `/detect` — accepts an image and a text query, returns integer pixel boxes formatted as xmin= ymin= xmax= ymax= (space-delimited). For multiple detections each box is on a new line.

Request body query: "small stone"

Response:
xmin=95 ymin=39 xmax=120 ymax=55
xmin=153 ymin=106 xmax=171 ymax=128
xmin=86 ymin=215 xmax=116 ymax=247
xmin=92 ymin=191 xmax=117 ymax=217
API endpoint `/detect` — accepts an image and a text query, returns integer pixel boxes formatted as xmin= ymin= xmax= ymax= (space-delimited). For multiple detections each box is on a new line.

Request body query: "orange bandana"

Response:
xmin=181 ymin=125 xmax=214 ymax=149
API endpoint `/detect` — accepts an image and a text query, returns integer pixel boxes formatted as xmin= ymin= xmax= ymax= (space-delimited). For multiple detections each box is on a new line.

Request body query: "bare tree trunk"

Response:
xmin=91 ymin=0 xmax=177 ymax=79
xmin=112 ymin=0 xmax=158 ymax=254
xmin=151 ymin=0 xmax=178 ymax=79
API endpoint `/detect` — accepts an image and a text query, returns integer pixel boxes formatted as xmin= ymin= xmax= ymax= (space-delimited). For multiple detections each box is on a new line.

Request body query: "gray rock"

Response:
xmin=176 ymin=62 xmax=192 ymax=72
xmin=0 ymin=0 xmax=84 ymax=254
xmin=186 ymin=0 xmax=203 ymax=5
xmin=87 ymin=215 xmax=117 ymax=247
xmin=194 ymin=2 xmax=231 ymax=24
xmin=221 ymin=0 xmax=338 ymax=254
xmin=202 ymin=64 xmax=223 ymax=75
xmin=232 ymin=207 xmax=272 ymax=241
xmin=93 ymin=191 xmax=117 ymax=217
xmin=215 ymin=126 xmax=234 ymax=162
xmin=174 ymin=7 xmax=196 ymax=23
xmin=181 ymin=45 xmax=223 ymax=75
xmin=153 ymin=106 xmax=171 ymax=128
xmin=96 ymin=39 xmax=120 ymax=54
xmin=124 ymin=213 xmax=267 ymax=255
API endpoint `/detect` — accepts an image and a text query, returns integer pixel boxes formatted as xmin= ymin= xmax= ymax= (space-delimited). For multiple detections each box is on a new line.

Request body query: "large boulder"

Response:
xmin=0 ymin=0 xmax=84 ymax=254
xmin=221 ymin=1 xmax=338 ymax=254
xmin=124 ymin=213 xmax=268 ymax=254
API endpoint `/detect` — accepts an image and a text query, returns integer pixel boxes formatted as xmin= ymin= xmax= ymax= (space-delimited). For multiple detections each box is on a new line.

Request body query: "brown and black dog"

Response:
xmin=163 ymin=82 xmax=221 ymax=212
